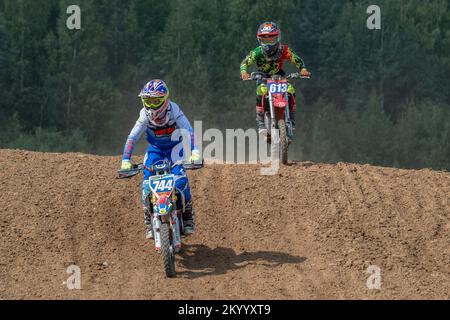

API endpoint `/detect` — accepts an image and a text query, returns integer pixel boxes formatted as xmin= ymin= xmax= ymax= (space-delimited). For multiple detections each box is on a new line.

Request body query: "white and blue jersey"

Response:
xmin=122 ymin=101 xmax=196 ymax=160
xmin=122 ymin=101 xmax=196 ymax=203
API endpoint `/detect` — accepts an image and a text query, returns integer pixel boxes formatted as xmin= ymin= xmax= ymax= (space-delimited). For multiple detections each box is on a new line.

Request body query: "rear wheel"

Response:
xmin=160 ymin=223 xmax=176 ymax=277
xmin=278 ymin=119 xmax=288 ymax=164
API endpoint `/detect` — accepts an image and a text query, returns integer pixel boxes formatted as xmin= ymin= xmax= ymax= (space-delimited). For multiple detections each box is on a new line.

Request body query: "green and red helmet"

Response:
xmin=257 ymin=22 xmax=281 ymax=57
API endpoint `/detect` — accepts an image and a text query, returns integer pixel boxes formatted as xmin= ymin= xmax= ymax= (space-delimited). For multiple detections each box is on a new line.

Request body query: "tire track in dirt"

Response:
xmin=287 ymin=164 xmax=345 ymax=299
xmin=302 ymin=164 xmax=375 ymax=299
xmin=371 ymin=167 xmax=450 ymax=298
xmin=325 ymin=164 xmax=378 ymax=298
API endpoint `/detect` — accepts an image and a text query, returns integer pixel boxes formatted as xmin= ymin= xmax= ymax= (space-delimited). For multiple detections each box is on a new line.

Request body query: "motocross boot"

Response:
xmin=290 ymin=111 xmax=296 ymax=131
xmin=256 ymin=96 xmax=271 ymax=143
xmin=257 ymin=112 xmax=267 ymax=134
xmin=256 ymin=108 xmax=269 ymax=140
xmin=256 ymin=99 xmax=266 ymax=128
xmin=143 ymin=206 xmax=153 ymax=239
xmin=183 ymin=200 xmax=195 ymax=235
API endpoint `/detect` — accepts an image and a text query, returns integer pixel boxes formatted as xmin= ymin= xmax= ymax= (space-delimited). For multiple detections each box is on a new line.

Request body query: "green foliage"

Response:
xmin=0 ymin=0 xmax=449 ymax=170
xmin=0 ymin=113 xmax=88 ymax=152
xmin=393 ymin=100 xmax=450 ymax=170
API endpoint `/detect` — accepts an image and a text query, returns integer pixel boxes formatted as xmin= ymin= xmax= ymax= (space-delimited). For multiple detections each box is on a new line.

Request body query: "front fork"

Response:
xmin=268 ymin=91 xmax=276 ymax=131
xmin=152 ymin=211 xmax=182 ymax=253
xmin=267 ymin=91 xmax=293 ymax=140
xmin=285 ymin=100 xmax=294 ymax=139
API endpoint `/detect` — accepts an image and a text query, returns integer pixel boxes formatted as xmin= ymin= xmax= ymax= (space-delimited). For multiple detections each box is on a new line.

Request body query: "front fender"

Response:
xmin=158 ymin=212 xmax=172 ymax=223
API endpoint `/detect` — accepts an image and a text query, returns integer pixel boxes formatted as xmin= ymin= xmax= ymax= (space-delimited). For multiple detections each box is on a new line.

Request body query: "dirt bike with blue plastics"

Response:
xmin=118 ymin=159 xmax=203 ymax=278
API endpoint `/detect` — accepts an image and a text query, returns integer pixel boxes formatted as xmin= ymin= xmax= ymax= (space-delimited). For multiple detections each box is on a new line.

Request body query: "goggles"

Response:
xmin=142 ymin=97 xmax=165 ymax=110
xmin=258 ymin=36 xmax=279 ymax=45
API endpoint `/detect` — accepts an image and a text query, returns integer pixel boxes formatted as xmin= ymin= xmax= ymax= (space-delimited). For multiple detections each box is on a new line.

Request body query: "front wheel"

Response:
xmin=277 ymin=119 xmax=288 ymax=164
xmin=160 ymin=223 xmax=176 ymax=277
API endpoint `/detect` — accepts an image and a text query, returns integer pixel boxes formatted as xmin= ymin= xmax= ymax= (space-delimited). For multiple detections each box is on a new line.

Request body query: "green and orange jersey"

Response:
xmin=240 ymin=44 xmax=305 ymax=75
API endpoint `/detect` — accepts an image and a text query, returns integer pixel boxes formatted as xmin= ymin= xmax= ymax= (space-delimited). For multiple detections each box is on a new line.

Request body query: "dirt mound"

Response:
xmin=0 ymin=149 xmax=449 ymax=299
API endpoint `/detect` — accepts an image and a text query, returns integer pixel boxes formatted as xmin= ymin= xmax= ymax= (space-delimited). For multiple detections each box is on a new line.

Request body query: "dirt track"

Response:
xmin=0 ymin=149 xmax=449 ymax=299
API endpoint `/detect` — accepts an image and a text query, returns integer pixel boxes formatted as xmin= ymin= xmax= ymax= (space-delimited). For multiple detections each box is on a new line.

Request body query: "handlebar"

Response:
xmin=117 ymin=160 xmax=204 ymax=179
xmin=155 ymin=159 xmax=204 ymax=171
xmin=182 ymin=161 xmax=204 ymax=170
xmin=243 ymin=72 xmax=310 ymax=81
